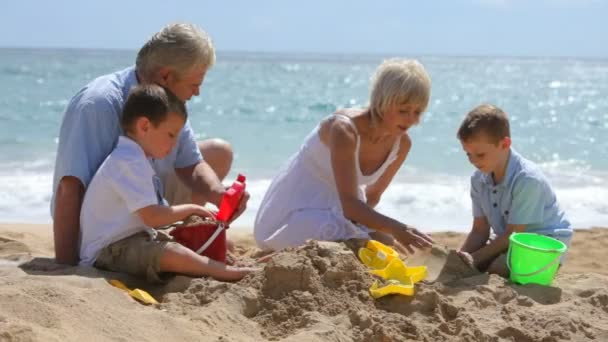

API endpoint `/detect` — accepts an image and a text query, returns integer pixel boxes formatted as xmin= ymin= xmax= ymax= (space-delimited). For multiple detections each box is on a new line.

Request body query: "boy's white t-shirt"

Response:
xmin=79 ymin=136 xmax=160 ymax=265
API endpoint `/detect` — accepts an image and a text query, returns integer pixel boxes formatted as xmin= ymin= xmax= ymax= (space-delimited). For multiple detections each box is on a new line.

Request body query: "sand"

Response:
xmin=1 ymin=224 xmax=608 ymax=341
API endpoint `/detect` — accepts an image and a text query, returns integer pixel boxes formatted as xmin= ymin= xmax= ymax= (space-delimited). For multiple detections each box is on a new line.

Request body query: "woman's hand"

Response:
xmin=390 ymin=225 xmax=434 ymax=254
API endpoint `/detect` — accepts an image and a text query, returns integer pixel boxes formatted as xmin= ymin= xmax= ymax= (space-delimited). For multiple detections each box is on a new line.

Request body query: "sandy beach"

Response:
xmin=1 ymin=223 xmax=607 ymax=341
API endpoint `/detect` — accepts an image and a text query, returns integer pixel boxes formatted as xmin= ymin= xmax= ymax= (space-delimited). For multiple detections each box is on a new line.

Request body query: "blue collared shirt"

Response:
xmin=51 ymin=66 xmax=202 ymax=216
xmin=470 ymin=148 xmax=572 ymax=238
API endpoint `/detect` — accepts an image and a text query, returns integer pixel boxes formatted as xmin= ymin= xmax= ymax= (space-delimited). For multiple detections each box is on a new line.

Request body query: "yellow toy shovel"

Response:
xmin=358 ymin=240 xmax=428 ymax=298
xmin=109 ymin=279 xmax=159 ymax=305
xmin=369 ymin=279 xmax=415 ymax=298
xmin=358 ymin=240 xmax=399 ymax=270
xmin=369 ymin=258 xmax=427 ymax=284
xmin=367 ymin=258 xmax=428 ymax=298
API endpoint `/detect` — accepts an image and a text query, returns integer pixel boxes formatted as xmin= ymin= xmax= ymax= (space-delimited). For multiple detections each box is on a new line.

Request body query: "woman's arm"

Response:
xmin=327 ymin=119 xmax=433 ymax=250
xmin=365 ymin=134 xmax=411 ymax=207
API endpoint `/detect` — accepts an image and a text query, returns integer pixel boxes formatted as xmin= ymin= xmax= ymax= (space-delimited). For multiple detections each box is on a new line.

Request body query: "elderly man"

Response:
xmin=52 ymin=23 xmax=248 ymax=265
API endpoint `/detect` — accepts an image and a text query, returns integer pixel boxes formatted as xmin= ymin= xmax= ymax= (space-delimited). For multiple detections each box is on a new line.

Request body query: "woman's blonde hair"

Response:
xmin=368 ymin=59 xmax=431 ymax=123
xmin=136 ymin=23 xmax=216 ymax=81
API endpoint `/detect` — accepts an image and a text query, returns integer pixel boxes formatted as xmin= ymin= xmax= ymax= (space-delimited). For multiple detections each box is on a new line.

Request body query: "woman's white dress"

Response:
xmin=253 ymin=114 xmax=402 ymax=251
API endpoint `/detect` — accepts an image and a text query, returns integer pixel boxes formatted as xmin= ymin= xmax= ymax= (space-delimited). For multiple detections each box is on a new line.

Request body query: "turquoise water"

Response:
xmin=1 ymin=48 xmax=607 ymax=230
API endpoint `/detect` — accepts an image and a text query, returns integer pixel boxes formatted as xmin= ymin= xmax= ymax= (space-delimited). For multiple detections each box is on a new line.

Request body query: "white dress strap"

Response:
xmin=332 ymin=113 xmax=363 ymax=176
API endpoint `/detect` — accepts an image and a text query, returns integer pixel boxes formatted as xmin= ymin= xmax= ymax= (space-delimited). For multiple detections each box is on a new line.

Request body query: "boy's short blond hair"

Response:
xmin=368 ymin=59 xmax=431 ymax=123
xmin=457 ymin=104 xmax=510 ymax=144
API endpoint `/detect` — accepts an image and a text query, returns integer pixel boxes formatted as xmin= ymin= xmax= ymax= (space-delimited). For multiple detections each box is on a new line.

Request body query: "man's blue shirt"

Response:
xmin=51 ymin=66 xmax=202 ymax=216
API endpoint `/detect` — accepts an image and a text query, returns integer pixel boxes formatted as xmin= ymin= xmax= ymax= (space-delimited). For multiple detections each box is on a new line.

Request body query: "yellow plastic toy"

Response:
xmin=358 ymin=240 xmax=399 ymax=270
xmin=109 ymin=279 xmax=159 ymax=305
xmin=358 ymin=240 xmax=428 ymax=298
xmin=369 ymin=258 xmax=427 ymax=284
xmin=369 ymin=280 xmax=414 ymax=298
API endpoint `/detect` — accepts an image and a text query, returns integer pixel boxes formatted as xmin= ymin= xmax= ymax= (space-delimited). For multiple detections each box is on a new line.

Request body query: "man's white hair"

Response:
xmin=136 ymin=23 xmax=216 ymax=81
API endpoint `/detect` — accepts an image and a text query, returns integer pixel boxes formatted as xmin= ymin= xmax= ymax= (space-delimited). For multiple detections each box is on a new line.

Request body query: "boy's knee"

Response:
xmin=487 ymin=253 xmax=510 ymax=278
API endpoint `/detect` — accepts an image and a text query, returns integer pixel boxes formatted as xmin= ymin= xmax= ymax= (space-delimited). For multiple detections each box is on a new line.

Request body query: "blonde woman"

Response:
xmin=254 ymin=59 xmax=434 ymax=252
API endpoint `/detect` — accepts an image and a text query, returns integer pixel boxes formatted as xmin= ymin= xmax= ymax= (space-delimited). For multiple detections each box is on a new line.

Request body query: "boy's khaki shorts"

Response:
xmin=94 ymin=229 xmax=180 ymax=283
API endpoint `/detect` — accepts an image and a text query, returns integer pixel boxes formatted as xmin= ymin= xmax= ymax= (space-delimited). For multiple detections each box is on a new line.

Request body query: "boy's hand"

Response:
xmin=190 ymin=204 xmax=216 ymax=219
xmin=457 ymin=250 xmax=477 ymax=270
xmin=222 ymin=265 xmax=261 ymax=281
xmin=391 ymin=225 xmax=434 ymax=254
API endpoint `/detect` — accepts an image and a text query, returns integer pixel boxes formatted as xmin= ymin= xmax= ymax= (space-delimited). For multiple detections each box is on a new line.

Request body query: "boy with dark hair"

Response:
xmin=457 ymin=104 xmax=572 ymax=277
xmin=53 ymin=23 xmax=247 ymax=266
xmin=80 ymin=84 xmax=256 ymax=282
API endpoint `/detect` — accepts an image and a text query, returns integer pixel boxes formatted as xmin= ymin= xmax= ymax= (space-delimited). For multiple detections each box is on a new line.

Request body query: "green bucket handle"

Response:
xmin=506 ymin=244 xmax=561 ymax=278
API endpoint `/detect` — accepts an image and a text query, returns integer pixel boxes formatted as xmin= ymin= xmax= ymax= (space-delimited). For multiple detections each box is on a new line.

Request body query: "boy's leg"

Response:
xmin=544 ymin=234 xmax=572 ymax=265
xmin=486 ymin=253 xmax=509 ymax=278
xmin=95 ymin=230 xmax=255 ymax=283
xmin=94 ymin=231 xmax=169 ymax=283
xmin=159 ymin=243 xmax=250 ymax=281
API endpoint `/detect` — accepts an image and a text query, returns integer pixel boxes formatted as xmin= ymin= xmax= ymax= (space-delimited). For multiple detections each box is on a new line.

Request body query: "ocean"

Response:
xmin=1 ymin=48 xmax=607 ymax=231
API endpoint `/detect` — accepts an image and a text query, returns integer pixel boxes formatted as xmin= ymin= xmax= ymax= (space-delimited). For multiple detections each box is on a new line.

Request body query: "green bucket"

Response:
xmin=507 ymin=233 xmax=567 ymax=286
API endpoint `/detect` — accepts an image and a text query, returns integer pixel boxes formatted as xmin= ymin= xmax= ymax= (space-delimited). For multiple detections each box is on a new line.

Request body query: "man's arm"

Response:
xmin=52 ymin=98 xmax=120 ymax=265
xmin=52 ymin=176 xmax=85 ymax=265
xmin=175 ymin=160 xmax=225 ymax=207
xmin=172 ymin=121 xmax=226 ymax=208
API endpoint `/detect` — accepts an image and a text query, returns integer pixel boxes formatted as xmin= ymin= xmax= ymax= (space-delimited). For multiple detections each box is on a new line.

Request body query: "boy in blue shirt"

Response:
xmin=456 ymin=104 xmax=572 ymax=277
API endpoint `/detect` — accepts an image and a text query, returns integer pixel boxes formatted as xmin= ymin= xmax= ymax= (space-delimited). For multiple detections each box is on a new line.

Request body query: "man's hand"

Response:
xmin=390 ymin=225 xmax=434 ymax=254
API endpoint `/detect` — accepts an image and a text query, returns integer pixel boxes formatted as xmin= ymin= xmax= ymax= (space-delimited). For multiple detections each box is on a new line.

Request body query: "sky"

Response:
xmin=1 ymin=0 xmax=607 ymax=58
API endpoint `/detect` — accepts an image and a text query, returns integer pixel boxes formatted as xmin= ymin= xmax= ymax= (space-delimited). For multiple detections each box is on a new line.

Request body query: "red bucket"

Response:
xmin=170 ymin=219 xmax=227 ymax=262
xmin=169 ymin=174 xmax=246 ymax=263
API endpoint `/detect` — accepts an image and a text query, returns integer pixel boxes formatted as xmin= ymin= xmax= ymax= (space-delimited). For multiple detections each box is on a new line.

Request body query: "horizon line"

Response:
xmin=0 ymin=45 xmax=607 ymax=62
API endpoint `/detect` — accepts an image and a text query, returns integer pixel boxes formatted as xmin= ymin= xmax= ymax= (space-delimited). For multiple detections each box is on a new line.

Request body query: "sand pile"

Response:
xmin=159 ymin=241 xmax=608 ymax=341
xmin=2 ymin=225 xmax=608 ymax=341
